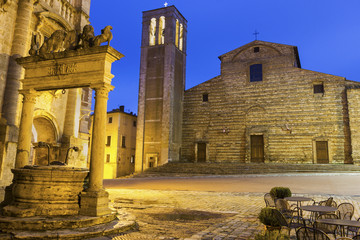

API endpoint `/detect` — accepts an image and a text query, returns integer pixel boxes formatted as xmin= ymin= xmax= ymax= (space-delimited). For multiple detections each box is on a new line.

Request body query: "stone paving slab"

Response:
xmin=106 ymin=189 xmax=360 ymax=239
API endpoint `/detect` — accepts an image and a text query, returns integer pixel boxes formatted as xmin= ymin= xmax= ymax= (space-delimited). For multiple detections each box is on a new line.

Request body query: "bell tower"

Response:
xmin=135 ymin=6 xmax=187 ymax=172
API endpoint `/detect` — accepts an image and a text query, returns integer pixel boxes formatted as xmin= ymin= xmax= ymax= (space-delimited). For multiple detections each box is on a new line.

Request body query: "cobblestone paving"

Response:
xmin=104 ymin=189 xmax=360 ymax=240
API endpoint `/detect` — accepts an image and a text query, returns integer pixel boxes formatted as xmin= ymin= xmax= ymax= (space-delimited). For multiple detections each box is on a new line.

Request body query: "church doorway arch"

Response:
xmin=32 ymin=117 xmax=58 ymax=166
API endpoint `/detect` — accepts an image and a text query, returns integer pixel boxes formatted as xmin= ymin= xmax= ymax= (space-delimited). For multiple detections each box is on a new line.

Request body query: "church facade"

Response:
xmin=0 ymin=0 xmax=92 ymax=200
xmin=136 ymin=6 xmax=360 ymax=171
xmin=182 ymin=40 xmax=360 ymax=165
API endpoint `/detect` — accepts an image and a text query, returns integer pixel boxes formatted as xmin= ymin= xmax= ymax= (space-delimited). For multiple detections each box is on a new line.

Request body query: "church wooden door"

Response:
xmin=197 ymin=143 xmax=206 ymax=162
xmin=251 ymin=135 xmax=264 ymax=163
xmin=316 ymin=141 xmax=329 ymax=164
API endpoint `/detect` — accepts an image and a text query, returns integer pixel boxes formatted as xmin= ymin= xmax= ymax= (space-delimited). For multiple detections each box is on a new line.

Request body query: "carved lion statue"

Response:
xmin=80 ymin=25 xmax=95 ymax=49
xmin=93 ymin=25 xmax=113 ymax=47
xmin=63 ymin=30 xmax=79 ymax=51
xmin=39 ymin=30 xmax=67 ymax=55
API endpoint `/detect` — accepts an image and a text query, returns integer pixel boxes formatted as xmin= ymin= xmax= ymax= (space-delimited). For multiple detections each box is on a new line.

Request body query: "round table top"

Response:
xmin=316 ymin=218 xmax=360 ymax=227
xmin=285 ymin=197 xmax=313 ymax=202
xmin=300 ymin=205 xmax=337 ymax=212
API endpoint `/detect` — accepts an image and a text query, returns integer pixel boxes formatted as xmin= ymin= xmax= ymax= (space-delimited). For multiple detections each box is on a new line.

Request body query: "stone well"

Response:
xmin=2 ymin=166 xmax=88 ymax=217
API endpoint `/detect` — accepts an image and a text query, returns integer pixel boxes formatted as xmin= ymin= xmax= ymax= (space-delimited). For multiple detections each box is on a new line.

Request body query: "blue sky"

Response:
xmin=90 ymin=0 xmax=360 ymax=113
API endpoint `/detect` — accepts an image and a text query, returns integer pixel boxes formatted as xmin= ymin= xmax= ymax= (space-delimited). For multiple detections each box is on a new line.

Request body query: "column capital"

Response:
xmin=92 ymin=84 xmax=114 ymax=99
xmin=19 ymin=89 xmax=39 ymax=104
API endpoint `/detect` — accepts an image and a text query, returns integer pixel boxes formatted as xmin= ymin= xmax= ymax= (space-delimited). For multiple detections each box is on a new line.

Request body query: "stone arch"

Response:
xmin=245 ymin=105 xmax=269 ymax=128
xmin=246 ymin=105 xmax=266 ymax=115
xmin=32 ymin=113 xmax=59 ymax=166
xmin=232 ymin=44 xmax=282 ymax=62
xmin=37 ymin=11 xmax=73 ymax=32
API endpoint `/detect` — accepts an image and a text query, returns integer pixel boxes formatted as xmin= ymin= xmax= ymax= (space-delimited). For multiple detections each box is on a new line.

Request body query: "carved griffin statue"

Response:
xmin=93 ymin=26 xmax=113 ymax=47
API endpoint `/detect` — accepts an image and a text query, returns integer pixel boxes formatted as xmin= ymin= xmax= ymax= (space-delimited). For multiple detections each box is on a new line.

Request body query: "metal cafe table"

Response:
xmin=285 ymin=197 xmax=313 ymax=222
xmin=300 ymin=205 xmax=337 ymax=223
xmin=316 ymin=218 xmax=360 ymax=237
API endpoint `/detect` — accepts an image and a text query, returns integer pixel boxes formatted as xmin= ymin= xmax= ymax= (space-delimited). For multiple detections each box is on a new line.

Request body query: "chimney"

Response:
xmin=119 ymin=105 xmax=125 ymax=112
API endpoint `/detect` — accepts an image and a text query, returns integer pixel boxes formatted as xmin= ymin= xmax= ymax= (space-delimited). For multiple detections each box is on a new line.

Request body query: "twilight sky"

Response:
xmin=89 ymin=0 xmax=360 ymax=114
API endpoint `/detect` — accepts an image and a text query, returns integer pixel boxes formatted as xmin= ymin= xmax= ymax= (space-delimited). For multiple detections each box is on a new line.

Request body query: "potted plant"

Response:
xmin=270 ymin=187 xmax=291 ymax=199
xmin=258 ymin=207 xmax=281 ymax=231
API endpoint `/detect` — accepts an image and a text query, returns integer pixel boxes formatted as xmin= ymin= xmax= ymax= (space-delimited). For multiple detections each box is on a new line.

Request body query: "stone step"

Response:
xmin=1 ymin=217 xmax=137 ymax=240
xmin=0 ymin=213 xmax=117 ymax=231
xmin=135 ymin=162 xmax=360 ymax=177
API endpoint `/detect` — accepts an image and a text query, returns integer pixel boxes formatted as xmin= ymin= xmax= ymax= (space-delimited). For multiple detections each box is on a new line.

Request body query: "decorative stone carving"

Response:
xmin=29 ymin=33 xmax=40 ymax=56
xmin=80 ymin=24 xmax=95 ymax=49
xmin=0 ymin=0 xmax=10 ymax=13
xmin=93 ymin=26 xmax=113 ymax=47
xmin=94 ymin=86 xmax=111 ymax=99
xmin=63 ymin=30 xmax=80 ymax=51
xmin=20 ymin=89 xmax=39 ymax=104
xmin=39 ymin=30 xmax=67 ymax=55
xmin=33 ymin=25 xmax=114 ymax=55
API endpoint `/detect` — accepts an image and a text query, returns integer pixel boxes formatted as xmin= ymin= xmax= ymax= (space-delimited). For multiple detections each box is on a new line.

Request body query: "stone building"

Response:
xmin=93 ymin=106 xmax=137 ymax=178
xmin=182 ymin=40 xmax=360 ymax=165
xmin=0 ymin=0 xmax=92 ymax=200
xmin=136 ymin=6 xmax=360 ymax=171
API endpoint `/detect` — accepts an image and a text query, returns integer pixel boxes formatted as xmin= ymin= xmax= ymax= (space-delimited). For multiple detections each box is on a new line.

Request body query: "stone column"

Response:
xmin=2 ymin=0 xmax=34 ymax=125
xmin=80 ymin=85 xmax=113 ymax=216
xmin=15 ymin=89 xmax=38 ymax=169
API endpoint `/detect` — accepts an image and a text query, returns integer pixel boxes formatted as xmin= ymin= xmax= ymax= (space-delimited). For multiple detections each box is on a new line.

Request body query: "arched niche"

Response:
xmin=245 ymin=105 xmax=267 ymax=126
xmin=32 ymin=116 xmax=58 ymax=166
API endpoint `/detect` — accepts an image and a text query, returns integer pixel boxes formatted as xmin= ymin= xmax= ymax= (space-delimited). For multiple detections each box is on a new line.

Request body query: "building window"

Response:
xmin=250 ymin=64 xmax=262 ymax=82
xmin=133 ymin=121 xmax=137 ymax=127
xmin=122 ymin=136 xmax=126 ymax=148
xmin=149 ymin=18 xmax=156 ymax=46
xmin=202 ymin=93 xmax=208 ymax=102
xmin=314 ymin=83 xmax=324 ymax=94
xmin=179 ymin=23 xmax=184 ymax=51
xmin=106 ymin=154 xmax=110 ymax=163
xmin=254 ymin=47 xmax=260 ymax=53
xmin=108 ymin=117 xmax=112 ymax=123
xmin=106 ymin=136 xmax=111 ymax=146
xmin=175 ymin=19 xmax=179 ymax=48
xmin=158 ymin=16 xmax=165 ymax=45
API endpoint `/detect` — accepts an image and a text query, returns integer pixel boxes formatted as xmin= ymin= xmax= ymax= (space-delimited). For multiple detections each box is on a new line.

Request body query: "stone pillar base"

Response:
xmin=79 ymin=189 xmax=111 ymax=216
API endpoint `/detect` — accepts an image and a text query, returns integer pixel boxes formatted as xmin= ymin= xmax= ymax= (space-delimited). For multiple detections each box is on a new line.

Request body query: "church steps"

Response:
xmin=135 ymin=162 xmax=360 ymax=177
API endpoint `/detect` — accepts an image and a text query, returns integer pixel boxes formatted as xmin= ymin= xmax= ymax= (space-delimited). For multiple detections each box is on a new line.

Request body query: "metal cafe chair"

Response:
xmin=296 ymin=226 xmax=331 ymax=240
xmin=264 ymin=193 xmax=275 ymax=208
xmin=272 ymin=208 xmax=303 ymax=237
xmin=337 ymin=203 xmax=355 ymax=220
xmin=314 ymin=213 xmax=339 ymax=239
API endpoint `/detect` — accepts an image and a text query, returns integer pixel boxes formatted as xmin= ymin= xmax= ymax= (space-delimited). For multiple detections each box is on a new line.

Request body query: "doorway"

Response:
xmin=146 ymin=153 xmax=158 ymax=168
xmin=316 ymin=141 xmax=329 ymax=164
xmin=251 ymin=135 xmax=264 ymax=163
xmin=197 ymin=142 xmax=206 ymax=162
